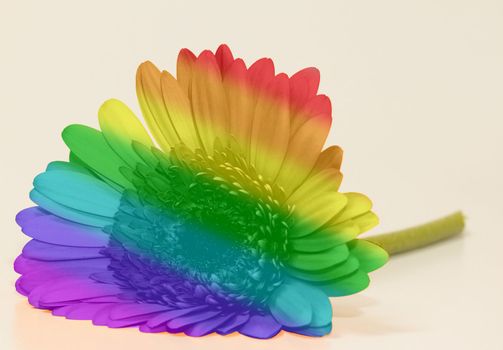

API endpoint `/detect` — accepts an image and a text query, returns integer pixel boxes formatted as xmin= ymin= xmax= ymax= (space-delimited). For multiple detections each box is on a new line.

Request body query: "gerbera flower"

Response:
xmin=15 ymin=44 xmax=389 ymax=338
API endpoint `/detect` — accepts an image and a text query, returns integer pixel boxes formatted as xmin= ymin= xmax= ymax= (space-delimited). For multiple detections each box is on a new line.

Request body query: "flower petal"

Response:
xmin=289 ymin=191 xmax=348 ymax=238
xmin=289 ymin=221 xmax=360 ymax=253
xmin=312 ymin=145 xmax=343 ymax=172
xmin=287 ymin=255 xmax=359 ymax=282
xmin=287 ymin=244 xmax=349 ymax=271
xmin=17 ymin=209 xmax=108 ymax=247
xmin=190 ymin=50 xmax=229 ymax=153
xmin=33 ymin=170 xmax=121 ymax=217
xmin=250 ymin=73 xmax=290 ymax=181
xmin=160 ymin=70 xmax=200 ymax=150
xmin=348 ymin=239 xmax=389 ymax=272
xmin=62 ymin=124 xmax=131 ymax=188
xmin=98 ymin=98 xmax=153 ymax=167
xmin=239 ymin=314 xmax=282 ymax=339
xmin=29 ymin=190 xmax=113 ymax=227
xmin=176 ymin=48 xmax=196 ymax=96
xmin=22 ymin=240 xmax=104 ymax=261
xmin=268 ymin=281 xmax=312 ymax=328
xmin=320 ymin=269 xmax=370 ymax=297
xmin=330 ymin=192 xmax=373 ymax=225
xmin=136 ymin=61 xmax=180 ymax=151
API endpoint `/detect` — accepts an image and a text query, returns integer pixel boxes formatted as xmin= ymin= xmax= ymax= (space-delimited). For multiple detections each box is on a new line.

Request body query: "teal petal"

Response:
xmin=288 ymin=323 xmax=332 ymax=337
xmin=268 ymin=281 xmax=312 ymax=328
xmin=29 ymin=190 xmax=113 ymax=227
xmin=33 ymin=170 xmax=121 ymax=217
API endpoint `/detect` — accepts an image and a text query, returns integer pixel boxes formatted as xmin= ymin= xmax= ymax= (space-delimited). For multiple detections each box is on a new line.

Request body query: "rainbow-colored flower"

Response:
xmin=15 ymin=45 xmax=388 ymax=338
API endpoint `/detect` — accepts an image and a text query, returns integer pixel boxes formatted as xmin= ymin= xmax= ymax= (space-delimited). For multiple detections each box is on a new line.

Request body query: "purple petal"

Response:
xmin=92 ymin=304 xmax=117 ymax=325
xmin=139 ymin=324 xmax=167 ymax=333
xmin=28 ymin=279 xmax=121 ymax=307
xmin=108 ymin=314 xmax=159 ymax=328
xmin=167 ymin=310 xmax=221 ymax=331
xmin=185 ymin=313 xmax=235 ymax=337
xmin=14 ymin=255 xmax=110 ymax=274
xmin=23 ymin=240 xmax=104 ymax=260
xmin=16 ymin=207 xmax=47 ymax=224
xmin=53 ymin=303 xmax=115 ymax=320
xmin=17 ymin=265 xmax=107 ymax=294
xmin=146 ymin=306 xmax=208 ymax=328
xmin=109 ymin=303 xmax=171 ymax=320
xmin=216 ymin=313 xmax=250 ymax=334
xmin=19 ymin=212 xmax=109 ymax=247
xmin=239 ymin=314 xmax=282 ymax=339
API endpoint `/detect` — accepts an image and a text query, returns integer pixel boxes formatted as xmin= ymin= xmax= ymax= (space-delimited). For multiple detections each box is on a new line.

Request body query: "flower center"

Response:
xmin=105 ymin=142 xmax=292 ymax=309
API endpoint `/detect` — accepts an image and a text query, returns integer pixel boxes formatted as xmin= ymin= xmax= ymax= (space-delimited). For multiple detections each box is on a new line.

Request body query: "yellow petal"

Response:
xmin=288 ymin=168 xmax=342 ymax=205
xmin=352 ymin=211 xmax=379 ymax=233
xmin=98 ymin=99 xmax=153 ymax=167
xmin=330 ymin=192 xmax=373 ymax=225
xmin=290 ymin=191 xmax=348 ymax=238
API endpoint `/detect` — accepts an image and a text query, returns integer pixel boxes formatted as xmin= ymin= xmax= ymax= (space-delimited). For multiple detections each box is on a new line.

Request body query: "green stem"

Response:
xmin=366 ymin=211 xmax=465 ymax=255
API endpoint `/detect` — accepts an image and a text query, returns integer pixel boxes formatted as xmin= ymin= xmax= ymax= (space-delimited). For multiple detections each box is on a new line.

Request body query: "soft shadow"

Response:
xmin=13 ymin=301 xmax=334 ymax=350
xmin=328 ymin=294 xmax=415 ymax=337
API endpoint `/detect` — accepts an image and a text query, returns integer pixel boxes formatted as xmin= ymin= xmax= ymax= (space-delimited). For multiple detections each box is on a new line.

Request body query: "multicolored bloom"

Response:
xmin=15 ymin=44 xmax=388 ymax=338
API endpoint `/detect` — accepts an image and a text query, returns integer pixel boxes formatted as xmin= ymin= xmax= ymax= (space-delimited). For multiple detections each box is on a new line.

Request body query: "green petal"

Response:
xmin=287 ymin=244 xmax=349 ymax=271
xmin=289 ymin=221 xmax=359 ymax=253
xmin=348 ymin=239 xmax=389 ymax=272
xmin=287 ymin=255 xmax=359 ymax=282
xmin=62 ymin=124 xmax=131 ymax=188
xmin=319 ymin=269 xmax=370 ymax=297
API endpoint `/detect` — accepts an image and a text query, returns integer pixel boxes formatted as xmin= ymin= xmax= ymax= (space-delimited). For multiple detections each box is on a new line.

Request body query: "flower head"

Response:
xmin=15 ymin=44 xmax=388 ymax=338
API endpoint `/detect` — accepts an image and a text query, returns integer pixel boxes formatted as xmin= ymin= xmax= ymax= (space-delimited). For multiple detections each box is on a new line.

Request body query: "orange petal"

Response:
xmin=136 ymin=61 xmax=179 ymax=151
xmin=190 ymin=50 xmax=229 ymax=153
xmin=223 ymin=58 xmax=254 ymax=157
xmin=176 ymin=48 xmax=196 ymax=97
xmin=313 ymin=145 xmax=344 ymax=172
xmin=160 ymin=70 xmax=200 ymax=150
xmin=250 ymin=73 xmax=290 ymax=181
xmin=276 ymin=96 xmax=332 ymax=195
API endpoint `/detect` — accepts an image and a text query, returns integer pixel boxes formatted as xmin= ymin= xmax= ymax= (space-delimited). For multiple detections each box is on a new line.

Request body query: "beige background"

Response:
xmin=1 ymin=0 xmax=502 ymax=349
